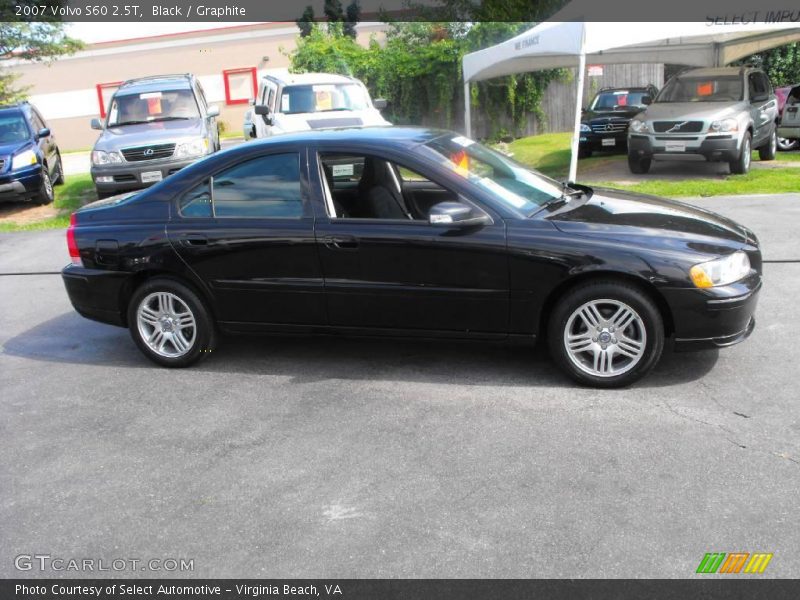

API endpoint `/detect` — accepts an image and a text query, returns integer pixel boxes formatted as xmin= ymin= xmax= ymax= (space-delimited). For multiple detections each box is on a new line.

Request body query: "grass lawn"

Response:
xmin=593 ymin=168 xmax=800 ymax=197
xmin=508 ymin=132 xmax=800 ymax=197
xmin=0 ymin=173 xmax=96 ymax=232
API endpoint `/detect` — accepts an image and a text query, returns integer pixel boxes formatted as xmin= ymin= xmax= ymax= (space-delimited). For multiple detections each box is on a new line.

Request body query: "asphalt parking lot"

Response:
xmin=1 ymin=194 xmax=799 ymax=578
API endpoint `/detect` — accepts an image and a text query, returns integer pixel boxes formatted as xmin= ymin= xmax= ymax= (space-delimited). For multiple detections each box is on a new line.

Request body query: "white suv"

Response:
xmin=243 ymin=71 xmax=390 ymax=139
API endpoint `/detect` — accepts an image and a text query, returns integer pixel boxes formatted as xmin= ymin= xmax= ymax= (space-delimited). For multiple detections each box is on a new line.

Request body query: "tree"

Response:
xmin=296 ymin=6 xmax=315 ymax=38
xmin=0 ymin=21 xmax=82 ymax=103
xmin=323 ymin=0 xmax=345 ymax=24
xmin=740 ymin=43 xmax=800 ymax=87
xmin=344 ymin=1 xmax=361 ymax=39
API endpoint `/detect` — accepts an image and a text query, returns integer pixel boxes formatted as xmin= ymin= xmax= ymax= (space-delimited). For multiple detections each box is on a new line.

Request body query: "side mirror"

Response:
xmin=373 ymin=98 xmax=387 ymax=110
xmin=206 ymin=105 xmax=220 ymax=118
xmin=641 ymin=95 xmax=652 ymax=105
xmin=428 ymin=201 xmax=491 ymax=227
xmin=37 ymin=127 xmax=50 ymax=139
xmin=254 ymin=104 xmax=270 ymax=116
xmin=90 ymin=118 xmax=103 ymax=130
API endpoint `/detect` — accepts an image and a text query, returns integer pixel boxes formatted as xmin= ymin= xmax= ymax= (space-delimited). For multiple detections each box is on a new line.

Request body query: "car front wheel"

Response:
xmin=627 ymin=153 xmax=651 ymax=174
xmin=32 ymin=169 xmax=54 ymax=205
xmin=548 ymin=281 xmax=664 ymax=388
xmin=127 ymin=278 xmax=216 ymax=368
xmin=730 ymin=132 xmax=751 ymax=174
xmin=777 ymin=137 xmax=798 ymax=152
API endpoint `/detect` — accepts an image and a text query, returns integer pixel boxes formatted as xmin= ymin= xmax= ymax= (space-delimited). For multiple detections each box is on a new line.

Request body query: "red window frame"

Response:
xmin=96 ymin=81 xmax=123 ymax=118
xmin=222 ymin=67 xmax=257 ymax=105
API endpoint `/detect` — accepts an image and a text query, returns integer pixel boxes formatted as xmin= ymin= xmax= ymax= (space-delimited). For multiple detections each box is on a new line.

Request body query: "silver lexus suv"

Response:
xmin=90 ymin=74 xmax=220 ymax=198
xmin=627 ymin=66 xmax=778 ymax=175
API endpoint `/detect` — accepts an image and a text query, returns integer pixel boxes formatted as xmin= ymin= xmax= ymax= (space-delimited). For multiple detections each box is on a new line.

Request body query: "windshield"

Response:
xmin=657 ymin=76 xmax=743 ymax=103
xmin=0 ymin=112 xmax=30 ymax=144
xmin=591 ymin=90 xmax=651 ymax=110
xmin=279 ymin=83 xmax=370 ymax=114
xmin=424 ymin=135 xmax=564 ymax=216
xmin=107 ymin=88 xmax=200 ymax=126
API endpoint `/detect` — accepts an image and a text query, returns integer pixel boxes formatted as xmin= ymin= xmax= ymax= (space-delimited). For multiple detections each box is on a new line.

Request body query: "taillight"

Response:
xmin=66 ymin=213 xmax=82 ymax=266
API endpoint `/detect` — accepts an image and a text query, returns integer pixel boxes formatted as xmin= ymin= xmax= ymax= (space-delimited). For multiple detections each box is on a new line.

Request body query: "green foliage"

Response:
xmin=0 ymin=20 xmax=83 ymax=103
xmin=741 ymin=43 xmax=800 ymax=87
xmin=288 ymin=21 xmax=563 ymax=139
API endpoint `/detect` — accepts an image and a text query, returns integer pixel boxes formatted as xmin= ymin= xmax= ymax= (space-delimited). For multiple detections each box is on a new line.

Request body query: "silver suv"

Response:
xmin=627 ymin=67 xmax=778 ymax=174
xmin=90 ymin=74 xmax=220 ymax=198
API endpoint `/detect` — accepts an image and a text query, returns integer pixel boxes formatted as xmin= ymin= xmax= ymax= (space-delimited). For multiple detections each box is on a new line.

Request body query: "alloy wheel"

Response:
xmin=136 ymin=292 xmax=197 ymax=358
xmin=563 ymin=299 xmax=647 ymax=378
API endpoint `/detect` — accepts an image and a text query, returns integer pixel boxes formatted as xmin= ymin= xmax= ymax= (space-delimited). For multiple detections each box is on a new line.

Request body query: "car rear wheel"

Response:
xmin=548 ymin=281 xmax=664 ymax=388
xmin=758 ymin=128 xmax=777 ymax=161
xmin=32 ymin=169 xmax=54 ymax=205
xmin=627 ymin=153 xmax=651 ymax=174
xmin=777 ymin=137 xmax=798 ymax=152
xmin=127 ymin=278 xmax=216 ymax=368
xmin=730 ymin=132 xmax=751 ymax=174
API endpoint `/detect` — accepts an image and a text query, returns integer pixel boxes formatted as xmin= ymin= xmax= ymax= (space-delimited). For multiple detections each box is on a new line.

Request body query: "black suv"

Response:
xmin=0 ymin=101 xmax=63 ymax=204
xmin=579 ymin=85 xmax=658 ymax=158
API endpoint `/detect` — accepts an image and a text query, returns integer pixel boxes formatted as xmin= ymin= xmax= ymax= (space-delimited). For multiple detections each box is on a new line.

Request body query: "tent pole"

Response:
xmin=464 ymin=81 xmax=472 ymax=137
xmin=569 ymin=51 xmax=586 ymax=184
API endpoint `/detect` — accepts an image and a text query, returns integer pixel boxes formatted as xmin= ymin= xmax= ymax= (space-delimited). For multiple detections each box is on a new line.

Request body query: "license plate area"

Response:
xmin=601 ymin=138 xmax=616 ymax=147
xmin=141 ymin=171 xmax=163 ymax=183
xmin=665 ymin=141 xmax=686 ymax=152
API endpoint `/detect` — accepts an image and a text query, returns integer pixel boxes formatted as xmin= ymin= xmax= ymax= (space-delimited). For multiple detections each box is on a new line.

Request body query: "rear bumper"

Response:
xmin=777 ymin=125 xmax=800 ymax=140
xmin=62 ymin=264 xmax=128 ymax=327
xmin=664 ymin=276 xmax=762 ymax=351
xmin=628 ymin=134 xmax=740 ymax=162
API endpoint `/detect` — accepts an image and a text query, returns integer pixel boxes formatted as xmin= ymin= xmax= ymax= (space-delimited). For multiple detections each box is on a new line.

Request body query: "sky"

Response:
xmin=67 ymin=22 xmax=263 ymax=44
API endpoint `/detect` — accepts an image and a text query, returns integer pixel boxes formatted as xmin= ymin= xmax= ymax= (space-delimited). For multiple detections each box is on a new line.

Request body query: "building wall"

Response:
xmin=12 ymin=23 xmax=386 ymax=150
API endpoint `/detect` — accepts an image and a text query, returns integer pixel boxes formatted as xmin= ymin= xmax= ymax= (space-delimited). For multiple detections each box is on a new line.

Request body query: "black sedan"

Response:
xmin=62 ymin=127 xmax=762 ymax=387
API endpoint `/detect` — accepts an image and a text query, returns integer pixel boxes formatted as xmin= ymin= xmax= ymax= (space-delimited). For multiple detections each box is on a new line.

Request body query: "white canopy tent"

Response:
xmin=462 ymin=20 xmax=800 ymax=182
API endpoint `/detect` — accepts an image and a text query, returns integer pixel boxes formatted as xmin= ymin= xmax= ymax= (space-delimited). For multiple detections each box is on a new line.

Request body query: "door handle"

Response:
xmin=179 ymin=234 xmax=208 ymax=246
xmin=324 ymin=236 xmax=358 ymax=250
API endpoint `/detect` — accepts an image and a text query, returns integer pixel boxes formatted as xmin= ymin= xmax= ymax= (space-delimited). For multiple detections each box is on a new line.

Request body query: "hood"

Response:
xmin=584 ymin=107 xmax=646 ymax=122
xmin=549 ymin=187 xmax=748 ymax=250
xmin=0 ymin=140 xmax=33 ymax=158
xmin=94 ymin=118 xmax=206 ymax=150
xmin=640 ymin=102 xmax=746 ymax=122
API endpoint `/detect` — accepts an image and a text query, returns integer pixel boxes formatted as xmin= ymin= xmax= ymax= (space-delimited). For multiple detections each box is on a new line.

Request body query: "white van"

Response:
xmin=243 ymin=71 xmax=390 ymax=139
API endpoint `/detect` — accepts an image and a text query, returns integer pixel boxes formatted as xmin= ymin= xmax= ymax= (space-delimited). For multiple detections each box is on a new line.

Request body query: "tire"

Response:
xmin=32 ymin=168 xmax=54 ymax=205
xmin=547 ymin=280 xmax=665 ymax=388
xmin=578 ymin=146 xmax=593 ymax=159
xmin=627 ymin=153 xmax=651 ymax=174
xmin=758 ymin=128 xmax=777 ymax=161
xmin=52 ymin=153 xmax=65 ymax=185
xmin=127 ymin=277 xmax=217 ymax=368
xmin=777 ymin=137 xmax=798 ymax=152
xmin=729 ymin=132 xmax=752 ymax=174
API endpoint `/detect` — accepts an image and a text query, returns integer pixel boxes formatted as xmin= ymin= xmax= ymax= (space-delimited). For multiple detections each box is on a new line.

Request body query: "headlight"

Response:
xmin=91 ymin=150 xmax=123 ymax=165
xmin=175 ymin=138 xmax=209 ymax=158
xmin=710 ymin=118 xmax=739 ymax=133
xmin=629 ymin=119 xmax=649 ymax=133
xmin=580 ymin=123 xmax=591 ymax=133
xmin=11 ymin=149 xmax=38 ymax=170
xmin=689 ymin=251 xmax=751 ymax=288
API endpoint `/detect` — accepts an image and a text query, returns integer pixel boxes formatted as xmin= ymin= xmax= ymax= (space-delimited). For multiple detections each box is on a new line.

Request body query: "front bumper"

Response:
xmin=662 ymin=275 xmax=762 ymax=351
xmin=62 ymin=264 xmax=129 ymax=327
xmin=628 ymin=133 xmax=740 ymax=162
xmin=579 ymin=132 xmax=628 ymax=152
xmin=0 ymin=166 xmax=43 ymax=202
xmin=91 ymin=157 xmax=197 ymax=193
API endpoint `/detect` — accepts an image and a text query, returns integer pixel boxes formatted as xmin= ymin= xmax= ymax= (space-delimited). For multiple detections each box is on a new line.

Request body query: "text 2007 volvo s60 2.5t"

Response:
xmin=61 ymin=127 xmax=762 ymax=387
